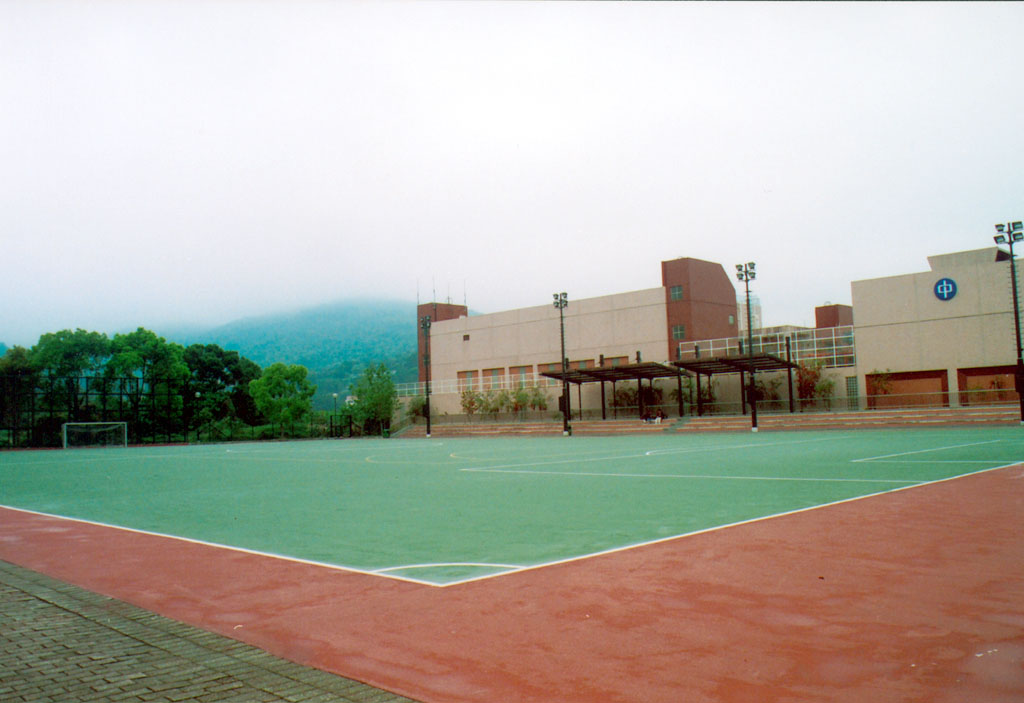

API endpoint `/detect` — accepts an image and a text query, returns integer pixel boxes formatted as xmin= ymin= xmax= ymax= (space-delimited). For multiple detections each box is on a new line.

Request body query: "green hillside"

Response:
xmin=165 ymin=299 xmax=418 ymax=409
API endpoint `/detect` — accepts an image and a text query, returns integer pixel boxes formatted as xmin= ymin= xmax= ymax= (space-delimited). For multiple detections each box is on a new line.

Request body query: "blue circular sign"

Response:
xmin=934 ymin=278 xmax=957 ymax=301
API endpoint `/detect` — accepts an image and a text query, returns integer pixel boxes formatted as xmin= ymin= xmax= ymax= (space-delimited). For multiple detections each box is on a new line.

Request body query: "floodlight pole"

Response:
xmin=553 ymin=292 xmax=570 ymax=436
xmin=736 ymin=263 xmax=758 ymax=432
xmin=194 ymin=391 xmax=201 ymax=443
xmin=994 ymin=222 xmax=1024 ymax=424
xmin=420 ymin=315 xmax=432 ymax=438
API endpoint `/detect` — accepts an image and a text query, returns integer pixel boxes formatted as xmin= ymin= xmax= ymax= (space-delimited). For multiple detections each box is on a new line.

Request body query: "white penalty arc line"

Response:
xmin=460 ymin=468 xmax=916 ymax=483
xmin=850 ymin=439 xmax=1003 ymax=463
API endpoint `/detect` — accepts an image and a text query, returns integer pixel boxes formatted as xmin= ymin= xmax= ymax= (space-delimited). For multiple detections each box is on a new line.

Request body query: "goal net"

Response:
xmin=62 ymin=422 xmax=128 ymax=449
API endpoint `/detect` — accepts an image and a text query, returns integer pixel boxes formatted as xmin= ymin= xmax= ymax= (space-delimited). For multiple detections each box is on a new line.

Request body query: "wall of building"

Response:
xmin=852 ymin=248 xmax=1016 ymax=405
xmin=661 ymin=258 xmax=739 ymax=360
xmin=417 ymin=302 xmax=468 ymax=383
xmin=423 ymin=287 xmax=670 ymax=415
xmin=816 ymin=304 xmax=853 ymax=328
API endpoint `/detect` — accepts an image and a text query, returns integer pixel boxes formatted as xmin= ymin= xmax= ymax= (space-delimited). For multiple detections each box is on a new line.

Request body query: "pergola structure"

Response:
xmin=540 ymin=362 xmax=691 ymax=420
xmin=672 ymin=352 xmax=800 ymax=416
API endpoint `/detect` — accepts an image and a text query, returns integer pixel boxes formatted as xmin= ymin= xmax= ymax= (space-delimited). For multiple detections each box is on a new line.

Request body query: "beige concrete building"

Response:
xmin=404 ymin=247 xmax=1020 ymax=420
xmin=415 ymin=257 xmax=739 ymax=416
xmin=851 ymin=248 xmax=1018 ymax=407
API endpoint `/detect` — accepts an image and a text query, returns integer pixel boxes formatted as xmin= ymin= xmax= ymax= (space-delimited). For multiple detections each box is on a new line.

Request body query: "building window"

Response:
xmin=728 ymin=315 xmax=735 ymax=325
xmin=846 ymin=376 xmax=859 ymax=411
xmin=672 ymin=324 xmax=686 ymax=340
xmin=458 ymin=370 xmax=476 ymax=390
xmin=483 ymin=368 xmax=503 ymax=389
xmin=670 ymin=285 xmax=683 ymax=301
xmin=510 ymin=365 xmax=532 ymax=386
xmin=463 ymin=334 xmax=470 ymax=341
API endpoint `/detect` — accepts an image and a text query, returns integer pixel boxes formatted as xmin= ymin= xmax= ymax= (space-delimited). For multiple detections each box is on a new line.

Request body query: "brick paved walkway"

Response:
xmin=0 ymin=560 xmax=420 ymax=703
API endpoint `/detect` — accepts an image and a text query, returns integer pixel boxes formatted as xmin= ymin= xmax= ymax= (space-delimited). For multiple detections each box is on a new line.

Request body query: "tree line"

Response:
xmin=0 ymin=328 xmax=397 ymax=447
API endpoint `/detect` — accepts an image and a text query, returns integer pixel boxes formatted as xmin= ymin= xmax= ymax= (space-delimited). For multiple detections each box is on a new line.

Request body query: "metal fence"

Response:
xmin=677 ymin=326 xmax=855 ymax=368
xmin=0 ymin=374 xmax=200 ymax=448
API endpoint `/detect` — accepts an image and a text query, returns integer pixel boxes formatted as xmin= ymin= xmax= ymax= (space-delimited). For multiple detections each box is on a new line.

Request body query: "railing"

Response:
xmin=677 ymin=326 xmax=855 ymax=368
xmin=396 ymin=373 xmax=562 ymax=398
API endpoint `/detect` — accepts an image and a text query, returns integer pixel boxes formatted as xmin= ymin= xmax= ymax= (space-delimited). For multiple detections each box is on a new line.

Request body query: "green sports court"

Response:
xmin=2 ymin=427 xmax=1020 ymax=587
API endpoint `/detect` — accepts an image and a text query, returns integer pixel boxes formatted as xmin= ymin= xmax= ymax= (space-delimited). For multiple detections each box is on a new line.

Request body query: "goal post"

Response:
xmin=62 ymin=422 xmax=129 ymax=449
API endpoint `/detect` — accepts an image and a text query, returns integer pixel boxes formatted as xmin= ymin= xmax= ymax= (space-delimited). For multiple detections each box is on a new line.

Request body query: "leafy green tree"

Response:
xmin=249 ymin=363 xmax=317 ymax=435
xmin=349 ymin=363 xmax=397 ymax=435
xmin=405 ymin=395 xmax=427 ymax=421
xmin=31 ymin=329 xmax=110 ymax=378
xmin=107 ymin=328 xmax=190 ymax=438
xmin=107 ymin=328 xmax=189 ymax=382
xmin=796 ymin=362 xmax=822 ymax=407
xmin=527 ymin=384 xmax=548 ymax=411
xmin=511 ymin=386 xmax=530 ymax=416
xmin=0 ymin=346 xmax=40 ymax=435
xmin=30 ymin=329 xmax=112 ymax=418
xmin=461 ymin=388 xmax=481 ymax=418
xmin=797 ymin=361 xmax=836 ymax=409
xmin=183 ymin=343 xmax=261 ymax=425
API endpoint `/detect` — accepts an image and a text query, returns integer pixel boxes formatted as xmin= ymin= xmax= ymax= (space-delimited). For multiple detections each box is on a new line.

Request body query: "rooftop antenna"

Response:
xmin=463 ymin=279 xmax=467 ymax=307
xmin=432 ymin=277 xmax=436 ymax=304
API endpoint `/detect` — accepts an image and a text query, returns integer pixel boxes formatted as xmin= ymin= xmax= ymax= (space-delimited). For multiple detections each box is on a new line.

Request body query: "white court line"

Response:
xmin=373 ymin=561 xmax=524 ymax=574
xmin=0 ymin=503 xmax=441 ymax=588
xmin=461 ymin=468 xmax=916 ymax=483
xmin=441 ymin=459 xmax=1024 ymax=588
xmin=643 ymin=436 xmax=839 ymax=456
xmin=851 ymin=439 xmax=1002 ymax=463
xmin=459 ymin=436 xmax=843 ymax=473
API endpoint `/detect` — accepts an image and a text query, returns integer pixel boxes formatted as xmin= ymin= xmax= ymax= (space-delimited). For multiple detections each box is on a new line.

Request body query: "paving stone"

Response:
xmin=0 ymin=560 xmax=420 ymax=703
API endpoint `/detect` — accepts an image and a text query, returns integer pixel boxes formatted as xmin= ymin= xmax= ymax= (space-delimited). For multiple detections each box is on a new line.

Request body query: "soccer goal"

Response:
xmin=62 ymin=422 xmax=128 ymax=449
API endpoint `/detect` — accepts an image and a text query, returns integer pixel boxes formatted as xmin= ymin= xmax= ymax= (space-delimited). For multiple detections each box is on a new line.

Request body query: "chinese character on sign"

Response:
xmin=933 ymin=278 xmax=958 ymax=301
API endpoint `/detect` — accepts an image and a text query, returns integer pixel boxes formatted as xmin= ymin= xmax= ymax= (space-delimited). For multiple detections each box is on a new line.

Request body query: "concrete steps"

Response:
xmin=398 ymin=418 xmax=673 ymax=438
xmin=678 ymin=406 xmax=1020 ymax=432
xmin=397 ymin=406 xmax=1020 ymax=438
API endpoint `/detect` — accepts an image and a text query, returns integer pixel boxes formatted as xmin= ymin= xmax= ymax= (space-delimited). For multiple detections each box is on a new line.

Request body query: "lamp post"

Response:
xmin=994 ymin=221 xmax=1024 ymax=424
xmin=553 ymin=292 xmax=570 ymax=435
xmin=420 ymin=315 xmax=432 ymax=438
xmin=194 ymin=391 xmax=201 ymax=443
xmin=332 ymin=392 xmax=338 ymax=437
xmin=736 ymin=263 xmax=758 ymax=432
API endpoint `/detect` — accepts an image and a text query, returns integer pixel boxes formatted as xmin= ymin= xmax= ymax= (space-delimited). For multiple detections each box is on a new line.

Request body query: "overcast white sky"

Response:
xmin=3 ymin=1 xmax=1024 ymax=347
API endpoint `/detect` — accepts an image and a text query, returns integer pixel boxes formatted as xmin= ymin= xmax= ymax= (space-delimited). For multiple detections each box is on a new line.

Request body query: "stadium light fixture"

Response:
xmin=420 ymin=315 xmax=432 ymax=438
xmin=553 ymin=292 xmax=570 ymax=436
xmin=736 ymin=263 xmax=758 ymax=432
xmin=993 ymin=222 xmax=1024 ymax=424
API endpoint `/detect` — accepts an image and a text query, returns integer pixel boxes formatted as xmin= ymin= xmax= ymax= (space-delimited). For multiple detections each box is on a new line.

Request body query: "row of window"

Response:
xmin=457 ymin=357 xmax=632 ymax=390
